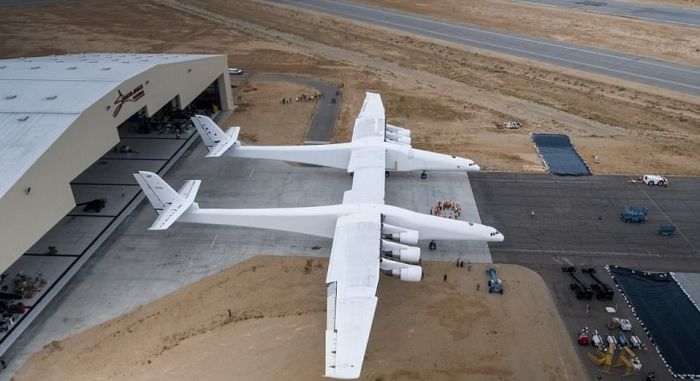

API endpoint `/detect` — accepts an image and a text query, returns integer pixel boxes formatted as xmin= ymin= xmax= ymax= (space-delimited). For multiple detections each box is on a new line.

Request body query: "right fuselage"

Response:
xmin=384 ymin=143 xmax=480 ymax=172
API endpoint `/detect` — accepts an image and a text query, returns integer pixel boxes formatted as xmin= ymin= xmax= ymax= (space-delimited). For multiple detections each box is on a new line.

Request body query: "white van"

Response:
xmin=642 ymin=175 xmax=668 ymax=186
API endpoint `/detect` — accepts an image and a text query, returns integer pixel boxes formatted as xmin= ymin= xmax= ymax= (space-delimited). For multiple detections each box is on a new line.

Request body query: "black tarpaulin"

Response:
xmin=531 ymin=133 xmax=591 ymax=176
xmin=609 ymin=266 xmax=700 ymax=378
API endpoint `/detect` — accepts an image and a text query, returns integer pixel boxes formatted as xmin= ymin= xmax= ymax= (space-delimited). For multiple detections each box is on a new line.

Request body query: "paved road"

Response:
xmin=0 ymin=0 xmax=66 ymax=6
xmin=514 ymin=0 xmax=700 ymax=27
xmin=470 ymin=172 xmax=700 ymax=271
xmin=275 ymin=0 xmax=700 ymax=96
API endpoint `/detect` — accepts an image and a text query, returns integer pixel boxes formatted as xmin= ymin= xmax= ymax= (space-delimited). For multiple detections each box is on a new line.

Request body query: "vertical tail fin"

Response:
xmin=191 ymin=115 xmax=240 ymax=157
xmin=133 ymin=171 xmax=200 ymax=230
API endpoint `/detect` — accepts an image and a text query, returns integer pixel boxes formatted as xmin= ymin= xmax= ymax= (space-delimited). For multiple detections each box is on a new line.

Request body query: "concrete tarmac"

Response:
xmin=275 ymin=0 xmax=700 ymax=96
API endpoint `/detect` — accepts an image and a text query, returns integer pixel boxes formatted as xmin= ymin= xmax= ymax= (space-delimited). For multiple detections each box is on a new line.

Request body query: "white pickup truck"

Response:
xmin=642 ymin=175 xmax=668 ymax=186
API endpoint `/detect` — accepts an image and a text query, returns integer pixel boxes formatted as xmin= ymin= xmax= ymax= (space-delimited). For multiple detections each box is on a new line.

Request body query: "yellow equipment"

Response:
xmin=614 ymin=347 xmax=642 ymax=376
xmin=588 ymin=345 xmax=615 ymax=374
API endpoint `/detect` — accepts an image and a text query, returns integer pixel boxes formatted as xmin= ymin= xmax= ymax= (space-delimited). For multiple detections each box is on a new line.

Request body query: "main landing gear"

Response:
xmin=421 ymin=170 xmax=427 ymax=180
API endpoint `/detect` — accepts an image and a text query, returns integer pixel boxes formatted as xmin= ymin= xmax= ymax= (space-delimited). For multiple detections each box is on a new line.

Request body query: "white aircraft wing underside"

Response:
xmin=325 ymin=212 xmax=381 ymax=379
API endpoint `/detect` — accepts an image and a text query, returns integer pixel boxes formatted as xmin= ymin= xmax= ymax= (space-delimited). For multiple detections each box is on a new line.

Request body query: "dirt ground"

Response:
xmin=14 ymin=256 xmax=587 ymax=381
xmin=224 ymin=80 xmax=318 ymax=145
xmin=361 ymin=0 xmax=700 ymax=67
xmin=0 ymin=0 xmax=698 ymax=175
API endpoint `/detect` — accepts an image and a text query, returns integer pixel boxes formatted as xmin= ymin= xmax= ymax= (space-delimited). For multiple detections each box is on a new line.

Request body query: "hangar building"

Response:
xmin=0 ymin=53 xmax=233 ymax=353
xmin=0 ymin=53 xmax=233 ymax=272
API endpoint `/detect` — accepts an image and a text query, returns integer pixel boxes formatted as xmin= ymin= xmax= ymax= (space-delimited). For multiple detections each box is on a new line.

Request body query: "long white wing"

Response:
xmin=325 ymin=212 xmax=381 ymax=379
xmin=326 ymin=93 xmax=388 ymax=378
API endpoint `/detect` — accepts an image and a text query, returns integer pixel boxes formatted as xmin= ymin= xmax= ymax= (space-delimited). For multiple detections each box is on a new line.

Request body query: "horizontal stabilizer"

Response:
xmin=133 ymin=171 xmax=200 ymax=230
xmin=191 ymin=115 xmax=239 ymax=157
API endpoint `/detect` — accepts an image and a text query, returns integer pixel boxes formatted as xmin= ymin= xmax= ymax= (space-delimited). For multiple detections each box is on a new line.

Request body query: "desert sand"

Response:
xmin=223 ymin=80 xmax=318 ymax=145
xmin=14 ymin=256 xmax=587 ymax=381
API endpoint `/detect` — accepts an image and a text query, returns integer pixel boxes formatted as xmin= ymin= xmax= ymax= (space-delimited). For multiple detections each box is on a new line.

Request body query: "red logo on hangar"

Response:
xmin=112 ymin=84 xmax=145 ymax=118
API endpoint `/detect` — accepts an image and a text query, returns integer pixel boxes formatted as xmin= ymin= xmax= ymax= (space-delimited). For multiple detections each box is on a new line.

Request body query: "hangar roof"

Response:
xmin=0 ymin=53 xmax=217 ymax=199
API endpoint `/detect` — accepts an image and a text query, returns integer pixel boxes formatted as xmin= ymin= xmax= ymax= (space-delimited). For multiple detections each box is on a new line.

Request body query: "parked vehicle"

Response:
xmin=642 ymin=175 xmax=668 ymax=186
xmin=620 ymin=206 xmax=648 ymax=223
xmin=658 ymin=223 xmax=677 ymax=236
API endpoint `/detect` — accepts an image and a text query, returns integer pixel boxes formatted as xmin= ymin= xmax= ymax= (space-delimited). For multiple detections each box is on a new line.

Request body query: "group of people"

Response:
xmin=279 ymin=83 xmax=346 ymax=105
xmin=431 ymin=200 xmax=463 ymax=219
xmin=280 ymin=92 xmax=325 ymax=104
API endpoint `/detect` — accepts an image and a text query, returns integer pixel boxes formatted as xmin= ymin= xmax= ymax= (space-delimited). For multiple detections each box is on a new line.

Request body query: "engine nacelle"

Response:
xmin=386 ymin=132 xmax=411 ymax=145
xmin=381 ymin=240 xmax=421 ymax=263
xmin=386 ymin=124 xmax=411 ymax=137
xmin=382 ymin=224 xmax=419 ymax=245
xmin=384 ymin=266 xmax=422 ymax=282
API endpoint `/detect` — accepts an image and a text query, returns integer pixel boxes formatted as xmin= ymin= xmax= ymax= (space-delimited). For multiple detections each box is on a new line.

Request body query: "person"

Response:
xmin=467 ymin=258 xmax=472 ymax=272
xmin=443 ymin=274 xmax=447 ymax=282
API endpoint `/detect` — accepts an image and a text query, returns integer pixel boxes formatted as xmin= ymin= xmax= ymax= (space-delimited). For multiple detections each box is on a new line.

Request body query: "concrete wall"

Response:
xmin=0 ymin=55 xmax=231 ymax=272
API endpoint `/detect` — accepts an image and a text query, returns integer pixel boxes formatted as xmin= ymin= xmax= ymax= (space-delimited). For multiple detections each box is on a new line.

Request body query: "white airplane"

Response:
xmin=190 ymin=94 xmax=480 ymax=178
xmin=134 ymin=93 xmax=503 ymax=379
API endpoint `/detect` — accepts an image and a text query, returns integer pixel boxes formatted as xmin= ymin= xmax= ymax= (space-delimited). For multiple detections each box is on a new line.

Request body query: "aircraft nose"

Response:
xmin=488 ymin=230 xmax=504 ymax=242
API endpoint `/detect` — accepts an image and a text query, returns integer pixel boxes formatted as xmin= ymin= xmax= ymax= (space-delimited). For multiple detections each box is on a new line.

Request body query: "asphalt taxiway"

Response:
xmin=515 ymin=0 xmax=700 ymax=27
xmin=470 ymin=172 xmax=700 ymax=271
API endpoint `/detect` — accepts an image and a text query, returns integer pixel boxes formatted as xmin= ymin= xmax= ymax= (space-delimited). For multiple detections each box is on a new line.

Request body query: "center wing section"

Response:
xmin=343 ymin=146 xmax=386 ymax=205
xmin=325 ymin=211 xmax=381 ymax=379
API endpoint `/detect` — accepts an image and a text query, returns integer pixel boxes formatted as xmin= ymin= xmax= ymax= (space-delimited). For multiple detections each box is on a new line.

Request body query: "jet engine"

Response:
xmin=381 ymin=239 xmax=420 ymax=263
xmin=382 ymin=223 xmax=419 ymax=245
xmin=386 ymin=132 xmax=411 ymax=146
xmin=386 ymin=124 xmax=411 ymax=137
xmin=383 ymin=265 xmax=422 ymax=282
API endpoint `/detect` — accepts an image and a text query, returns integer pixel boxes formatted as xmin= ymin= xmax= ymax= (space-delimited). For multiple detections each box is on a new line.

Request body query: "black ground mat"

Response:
xmin=609 ymin=266 xmax=700 ymax=378
xmin=531 ymin=133 xmax=591 ymax=176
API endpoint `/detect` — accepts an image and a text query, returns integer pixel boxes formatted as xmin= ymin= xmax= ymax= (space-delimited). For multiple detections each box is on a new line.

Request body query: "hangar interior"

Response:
xmin=0 ymin=53 xmax=233 ymax=355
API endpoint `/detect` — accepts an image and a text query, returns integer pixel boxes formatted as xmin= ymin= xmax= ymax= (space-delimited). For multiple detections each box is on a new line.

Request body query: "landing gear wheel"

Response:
xmin=421 ymin=171 xmax=427 ymax=180
xmin=428 ymin=240 xmax=437 ymax=251
xmin=385 ymin=171 xmax=390 ymax=177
